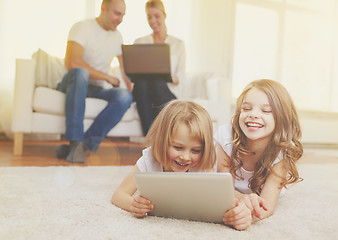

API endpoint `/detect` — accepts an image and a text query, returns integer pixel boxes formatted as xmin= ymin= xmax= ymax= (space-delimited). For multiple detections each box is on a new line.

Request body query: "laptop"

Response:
xmin=133 ymin=172 xmax=235 ymax=223
xmin=122 ymin=44 xmax=172 ymax=82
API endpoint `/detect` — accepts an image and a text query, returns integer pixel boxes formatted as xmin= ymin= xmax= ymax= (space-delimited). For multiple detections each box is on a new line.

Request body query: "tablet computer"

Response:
xmin=133 ymin=172 xmax=235 ymax=223
xmin=122 ymin=44 xmax=172 ymax=82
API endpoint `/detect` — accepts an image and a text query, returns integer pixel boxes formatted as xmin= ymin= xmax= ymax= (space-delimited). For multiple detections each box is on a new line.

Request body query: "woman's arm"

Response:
xmin=117 ymin=55 xmax=133 ymax=92
xmin=171 ymin=40 xmax=186 ymax=85
xmin=111 ymin=165 xmax=153 ymax=218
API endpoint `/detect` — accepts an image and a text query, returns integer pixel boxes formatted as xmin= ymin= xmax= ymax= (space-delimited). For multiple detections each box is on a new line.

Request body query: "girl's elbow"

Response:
xmin=111 ymin=195 xmax=115 ymax=205
xmin=265 ymin=208 xmax=275 ymax=218
xmin=256 ymin=209 xmax=275 ymax=222
xmin=111 ymin=192 xmax=119 ymax=206
xmin=264 ymin=201 xmax=276 ymax=218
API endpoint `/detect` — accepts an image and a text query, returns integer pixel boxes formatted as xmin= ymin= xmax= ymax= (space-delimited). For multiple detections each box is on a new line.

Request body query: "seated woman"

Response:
xmin=133 ymin=0 xmax=186 ymax=136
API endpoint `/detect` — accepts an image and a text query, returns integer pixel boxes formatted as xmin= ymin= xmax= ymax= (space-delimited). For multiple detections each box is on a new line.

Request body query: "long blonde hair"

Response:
xmin=231 ymin=79 xmax=303 ymax=194
xmin=146 ymin=100 xmax=215 ymax=171
xmin=145 ymin=0 xmax=166 ymax=16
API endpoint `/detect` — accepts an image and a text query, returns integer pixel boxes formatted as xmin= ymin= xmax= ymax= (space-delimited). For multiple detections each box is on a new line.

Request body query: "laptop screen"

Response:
xmin=122 ymin=44 xmax=172 ymax=82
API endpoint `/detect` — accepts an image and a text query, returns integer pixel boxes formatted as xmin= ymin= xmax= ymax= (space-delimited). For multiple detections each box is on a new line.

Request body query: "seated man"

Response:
xmin=56 ymin=0 xmax=133 ymax=163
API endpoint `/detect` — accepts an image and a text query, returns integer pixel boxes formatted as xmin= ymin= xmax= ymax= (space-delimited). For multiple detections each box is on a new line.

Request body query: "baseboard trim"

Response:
xmin=302 ymin=143 xmax=338 ymax=149
xmin=0 ymin=133 xmax=8 ymax=140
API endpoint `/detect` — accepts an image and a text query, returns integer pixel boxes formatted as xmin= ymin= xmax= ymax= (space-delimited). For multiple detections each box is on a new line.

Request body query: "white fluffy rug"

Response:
xmin=0 ymin=164 xmax=337 ymax=240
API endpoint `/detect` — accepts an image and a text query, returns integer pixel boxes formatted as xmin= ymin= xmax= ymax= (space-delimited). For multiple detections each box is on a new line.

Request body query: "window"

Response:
xmin=233 ymin=0 xmax=338 ymax=112
xmin=0 ymin=0 xmax=87 ymax=91
xmin=0 ymin=0 xmax=91 ymax=133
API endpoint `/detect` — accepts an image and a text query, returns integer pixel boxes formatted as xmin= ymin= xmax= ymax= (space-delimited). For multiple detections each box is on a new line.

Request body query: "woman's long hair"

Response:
xmin=231 ymin=79 xmax=303 ymax=194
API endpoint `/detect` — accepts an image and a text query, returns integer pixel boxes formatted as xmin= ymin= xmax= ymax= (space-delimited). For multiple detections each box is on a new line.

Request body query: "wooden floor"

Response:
xmin=0 ymin=139 xmax=338 ymax=167
xmin=0 ymin=139 xmax=144 ymax=167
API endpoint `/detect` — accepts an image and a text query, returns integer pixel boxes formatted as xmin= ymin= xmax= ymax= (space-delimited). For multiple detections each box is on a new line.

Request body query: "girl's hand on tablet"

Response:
xmin=131 ymin=194 xmax=154 ymax=218
xmin=240 ymin=193 xmax=268 ymax=219
xmin=223 ymin=199 xmax=252 ymax=230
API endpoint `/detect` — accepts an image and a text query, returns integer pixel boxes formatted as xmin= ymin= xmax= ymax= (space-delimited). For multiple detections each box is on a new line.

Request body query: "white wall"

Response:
xmin=0 ymin=0 xmax=6 ymax=134
xmin=196 ymin=0 xmax=338 ymax=145
xmin=1 ymin=0 xmax=337 ymax=145
xmin=189 ymin=0 xmax=235 ymax=125
xmin=300 ymin=111 xmax=338 ymax=145
xmin=0 ymin=0 xmax=87 ymax=137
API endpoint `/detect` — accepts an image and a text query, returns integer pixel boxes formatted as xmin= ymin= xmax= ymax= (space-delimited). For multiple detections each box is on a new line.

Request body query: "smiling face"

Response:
xmin=239 ymin=88 xmax=275 ymax=144
xmin=165 ymin=124 xmax=203 ymax=172
xmin=100 ymin=0 xmax=126 ymax=31
xmin=146 ymin=6 xmax=166 ymax=34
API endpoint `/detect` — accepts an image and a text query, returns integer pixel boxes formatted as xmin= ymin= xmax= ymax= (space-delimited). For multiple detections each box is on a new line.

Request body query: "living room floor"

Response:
xmin=0 ymin=139 xmax=337 ymax=166
xmin=0 ymin=139 xmax=144 ymax=167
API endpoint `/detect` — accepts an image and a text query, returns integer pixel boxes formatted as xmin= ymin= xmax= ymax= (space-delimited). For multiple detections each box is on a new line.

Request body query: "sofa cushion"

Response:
xmin=32 ymin=87 xmax=138 ymax=121
xmin=32 ymin=49 xmax=67 ymax=89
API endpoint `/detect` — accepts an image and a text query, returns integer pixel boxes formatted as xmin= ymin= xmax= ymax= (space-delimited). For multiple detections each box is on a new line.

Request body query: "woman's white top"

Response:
xmin=134 ymin=35 xmax=186 ymax=98
xmin=214 ymin=124 xmax=285 ymax=195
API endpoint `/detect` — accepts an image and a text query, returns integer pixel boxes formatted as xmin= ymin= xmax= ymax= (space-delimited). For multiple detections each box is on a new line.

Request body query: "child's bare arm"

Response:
xmin=111 ymin=165 xmax=154 ymax=218
xmin=216 ymin=143 xmax=269 ymax=220
xmin=253 ymin=161 xmax=287 ymax=221
xmin=223 ymin=199 xmax=252 ymax=230
xmin=130 ymin=194 xmax=154 ymax=218
xmin=216 ymin=143 xmax=231 ymax=173
xmin=237 ymin=161 xmax=287 ymax=221
xmin=216 ymin=144 xmax=253 ymax=230
xmin=235 ymin=192 xmax=268 ymax=220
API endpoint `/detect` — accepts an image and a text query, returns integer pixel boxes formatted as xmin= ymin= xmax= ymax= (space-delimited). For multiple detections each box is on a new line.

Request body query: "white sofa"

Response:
xmin=11 ymin=51 xmax=229 ymax=155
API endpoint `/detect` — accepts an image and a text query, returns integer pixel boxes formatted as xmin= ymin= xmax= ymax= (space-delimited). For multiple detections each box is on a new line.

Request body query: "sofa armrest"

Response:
xmin=11 ymin=59 xmax=36 ymax=133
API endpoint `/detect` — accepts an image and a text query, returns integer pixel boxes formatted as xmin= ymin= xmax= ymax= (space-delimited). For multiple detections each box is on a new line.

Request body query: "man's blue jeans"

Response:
xmin=57 ymin=68 xmax=133 ymax=152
